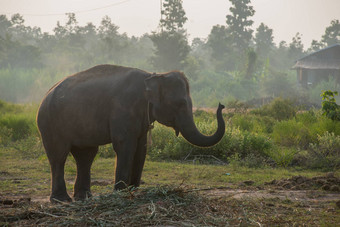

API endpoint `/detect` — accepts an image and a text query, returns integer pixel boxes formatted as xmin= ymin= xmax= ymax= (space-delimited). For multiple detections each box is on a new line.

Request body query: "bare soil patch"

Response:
xmin=1 ymin=174 xmax=340 ymax=226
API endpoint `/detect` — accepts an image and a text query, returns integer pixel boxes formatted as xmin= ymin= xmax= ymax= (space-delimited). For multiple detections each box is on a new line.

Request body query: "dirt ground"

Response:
xmin=1 ymin=173 xmax=340 ymax=226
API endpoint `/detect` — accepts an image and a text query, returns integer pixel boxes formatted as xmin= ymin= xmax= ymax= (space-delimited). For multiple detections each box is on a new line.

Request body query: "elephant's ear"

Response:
xmin=144 ymin=75 xmax=164 ymax=104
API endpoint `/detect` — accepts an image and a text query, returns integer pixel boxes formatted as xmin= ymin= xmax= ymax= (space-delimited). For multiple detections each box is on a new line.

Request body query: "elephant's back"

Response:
xmin=37 ymin=64 xmax=148 ymax=127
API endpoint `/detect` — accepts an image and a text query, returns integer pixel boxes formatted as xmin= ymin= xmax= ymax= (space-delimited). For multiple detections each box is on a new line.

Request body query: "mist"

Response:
xmin=0 ymin=1 xmax=339 ymax=107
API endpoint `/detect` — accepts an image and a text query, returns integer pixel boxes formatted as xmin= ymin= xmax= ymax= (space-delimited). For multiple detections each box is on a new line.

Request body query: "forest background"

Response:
xmin=0 ymin=0 xmax=339 ymax=107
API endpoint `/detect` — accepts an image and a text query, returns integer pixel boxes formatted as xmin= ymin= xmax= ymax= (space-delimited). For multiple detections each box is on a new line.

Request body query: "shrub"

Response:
xmin=0 ymin=114 xmax=36 ymax=141
xmin=148 ymin=121 xmax=273 ymax=164
xmin=320 ymin=90 xmax=340 ymax=121
xmin=11 ymin=136 xmax=45 ymax=159
xmin=308 ymin=132 xmax=340 ymax=169
xmin=252 ymin=97 xmax=296 ymax=121
xmin=266 ymin=147 xmax=299 ymax=168
xmin=0 ymin=126 xmax=13 ymax=146
xmin=272 ymin=119 xmax=312 ymax=149
xmin=231 ymin=114 xmax=275 ymax=134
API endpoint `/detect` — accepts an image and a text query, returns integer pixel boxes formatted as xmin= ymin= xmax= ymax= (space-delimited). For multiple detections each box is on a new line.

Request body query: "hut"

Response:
xmin=292 ymin=44 xmax=340 ymax=88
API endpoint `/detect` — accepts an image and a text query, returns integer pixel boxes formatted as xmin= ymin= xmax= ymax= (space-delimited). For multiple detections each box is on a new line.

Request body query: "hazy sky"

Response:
xmin=1 ymin=0 xmax=339 ymax=47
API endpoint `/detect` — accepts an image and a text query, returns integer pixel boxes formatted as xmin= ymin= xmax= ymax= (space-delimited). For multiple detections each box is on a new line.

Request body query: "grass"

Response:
xmin=1 ymin=147 xmax=338 ymax=198
xmin=1 ymin=99 xmax=340 ymax=225
xmin=1 ymin=140 xmax=340 ymax=226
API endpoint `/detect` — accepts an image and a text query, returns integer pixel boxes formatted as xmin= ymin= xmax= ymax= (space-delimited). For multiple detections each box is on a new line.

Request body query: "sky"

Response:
xmin=0 ymin=0 xmax=339 ymax=48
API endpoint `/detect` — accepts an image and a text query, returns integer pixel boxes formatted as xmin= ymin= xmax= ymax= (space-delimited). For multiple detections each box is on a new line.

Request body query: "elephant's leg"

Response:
xmin=130 ymin=134 xmax=147 ymax=187
xmin=70 ymin=146 xmax=98 ymax=201
xmin=113 ymin=139 xmax=137 ymax=190
xmin=46 ymin=143 xmax=72 ymax=203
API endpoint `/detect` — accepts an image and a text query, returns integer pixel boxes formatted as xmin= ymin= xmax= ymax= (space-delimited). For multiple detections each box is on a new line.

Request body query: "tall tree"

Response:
xmin=308 ymin=39 xmax=324 ymax=52
xmin=254 ymin=23 xmax=274 ymax=58
xmin=0 ymin=15 xmax=12 ymax=38
xmin=207 ymin=25 xmax=235 ymax=71
xmin=288 ymin=32 xmax=304 ymax=60
xmin=150 ymin=31 xmax=190 ymax=71
xmin=150 ymin=0 xmax=189 ymax=71
xmin=98 ymin=15 xmax=126 ymax=64
xmin=207 ymin=25 xmax=232 ymax=61
xmin=226 ymin=0 xmax=255 ymax=52
xmin=321 ymin=19 xmax=340 ymax=46
xmin=160 ymin=0 xmax=187 ymax=33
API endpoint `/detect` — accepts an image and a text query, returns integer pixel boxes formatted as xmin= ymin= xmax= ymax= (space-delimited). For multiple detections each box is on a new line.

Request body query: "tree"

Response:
xmin=321 ymin=19 xmax=340 ymax=46
xmin=160 ymin=0 xmax=187 ymax=33
xmin=244 ymin=49 xmax=257 ymax=79
xmin=150 ymin=0 xmax=189 ymax=71
xmin=0 ymin=15 xmax=12 ymax=38
xmin=288 ymin=32 xmax=304 ymax=60
xmin=207 ymin=25 xmax=235 ymax=71
xmin=150 ymin=31 xmax=189 ymax=71
xmin=226 ymin=0 xmax=255 ymax=52
xmin=308 ymin=39 xmax=324 ymax=52
xmin=207 ymin=25 xmax=231 ymax=61
xmin=254 ymin=23 xmax=274 ymax=58
xmin=53 ymin=13 xmax=79 ymax=39
xmin=98 ymin=15 xmax=119 ymax=38
xmin=98 ymin=15 xmax=127 ymax=64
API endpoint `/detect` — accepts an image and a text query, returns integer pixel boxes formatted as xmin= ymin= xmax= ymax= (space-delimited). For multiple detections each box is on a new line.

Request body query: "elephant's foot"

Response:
xmin=74 ymin=190 xmax=92 ymax=201
xmin=50 ymin=193 xmax=72 ymax=203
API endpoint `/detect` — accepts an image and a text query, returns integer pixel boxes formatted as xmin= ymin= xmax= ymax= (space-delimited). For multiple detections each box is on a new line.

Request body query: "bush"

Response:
xmin=252 ymin=97 xmax=296 ymax=121
xmin=231 ymin=114 xmax=275 ymax=134
xmin=0 ymin=114 xmax=36 ymax=141
xmin=272 ymin=119 xmax=312 ymax=149
xmin=266 ymin=147 xmax=299 ymax=168
xmin=308 ymin=132 xmax=340 ymax=169
xmin=148 ymin=121 xmax=273 ymax=164
xmin=0 ymin=126 xmax=12 ymax=146
xmin=320 ymin=90 xmax=340 ymax=121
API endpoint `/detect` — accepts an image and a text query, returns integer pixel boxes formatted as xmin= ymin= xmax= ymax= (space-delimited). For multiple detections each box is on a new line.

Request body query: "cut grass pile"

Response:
xmin=1 ymin=185 xmax=340 ymax=226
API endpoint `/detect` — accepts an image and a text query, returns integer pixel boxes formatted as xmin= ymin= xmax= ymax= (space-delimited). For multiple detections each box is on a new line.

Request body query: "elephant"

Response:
xmin=36 ymin=64 xmax=225 ymax=202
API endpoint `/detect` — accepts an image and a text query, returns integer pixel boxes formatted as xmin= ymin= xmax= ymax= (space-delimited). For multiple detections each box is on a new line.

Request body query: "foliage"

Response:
xmin=0 ymin=9 xmax=339 ymax=106
xmin=308 ymin=76 xmax=340 ymax=105
xmin=260 ymin=70 xmax=297 ymax=99
xmin=321 ymin=19 xmax=340 ymax=46
xmin=148 ymin=117 xmax=273 ymax=166
xmin=0 ymin=114 xmax=36 ymax=141
xmin=308 ymin=132 xmax=340 ymax=169
xmin=266 ymin=147 xmax=299 ymax=168
xmin=207 ymin=25 xmax=236 ymax=71
xmin=149 ymin=31 xmax=190 ymax=71
xmin=243 ymin=49 xmax=257 ymax=79
xmin=160 ymin=0 xmax=187 ymax=33
xmin=251 ymin=98 xmax=297 ymax=121
xmin=0 ymin=101 xmax=37 ymax=141
xmin=320 ymin=90 xmax=340 ymax=121
xmin=231 ymin=114 xmax=275 ymax=134
xmin=288 ymin=32 xmax=304 ymax=60
xmin=272 ymin=119 xmax=312 ymax=149
xmin=254 ymin=23 xmax=274 ymax=58
xmin=226 ymin=0 xmax=255 ymax=52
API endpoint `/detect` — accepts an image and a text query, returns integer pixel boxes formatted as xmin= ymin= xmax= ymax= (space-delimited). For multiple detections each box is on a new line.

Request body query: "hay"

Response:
xmin=1 ymin=185 xmax=222 ymax=226
xmin=1 ymin=183 xmax=340 ymax=226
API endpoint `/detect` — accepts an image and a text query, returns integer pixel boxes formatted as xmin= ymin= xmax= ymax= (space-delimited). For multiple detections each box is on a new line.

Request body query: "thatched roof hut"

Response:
xmin=292 ymin=44 xmax=340 ymax=88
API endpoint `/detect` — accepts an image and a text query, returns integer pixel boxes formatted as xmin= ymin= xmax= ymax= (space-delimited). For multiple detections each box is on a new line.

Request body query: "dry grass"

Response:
xmin=1 ymin=184 xmax=340 ymax=226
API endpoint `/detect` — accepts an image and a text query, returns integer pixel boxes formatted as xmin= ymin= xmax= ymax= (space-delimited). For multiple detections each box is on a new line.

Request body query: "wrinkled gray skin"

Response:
xmin=37 ymin=65 xmax=225 ymax=203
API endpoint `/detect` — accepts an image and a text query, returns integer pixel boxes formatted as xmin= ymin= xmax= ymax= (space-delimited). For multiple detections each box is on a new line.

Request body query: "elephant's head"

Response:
xmin=144 ymin=72 xmax=225 ymax=147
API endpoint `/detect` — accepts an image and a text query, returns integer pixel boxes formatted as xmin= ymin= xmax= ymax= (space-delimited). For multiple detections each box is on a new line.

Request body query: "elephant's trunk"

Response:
xmin=178 ymin=103 xmax=225 ymax=147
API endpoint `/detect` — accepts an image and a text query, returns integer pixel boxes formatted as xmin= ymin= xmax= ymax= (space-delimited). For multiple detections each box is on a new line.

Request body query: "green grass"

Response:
xmin=1 ymin=147 xmax=337 ymax=199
